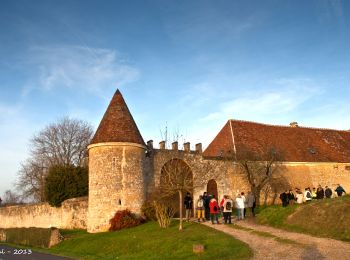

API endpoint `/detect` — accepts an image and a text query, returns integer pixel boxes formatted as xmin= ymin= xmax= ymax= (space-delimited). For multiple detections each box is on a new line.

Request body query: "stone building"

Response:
xmin=1 ymin=89 xmax=349 ymax=232
xmin=87 ymin=90 xmax=350 ymax=233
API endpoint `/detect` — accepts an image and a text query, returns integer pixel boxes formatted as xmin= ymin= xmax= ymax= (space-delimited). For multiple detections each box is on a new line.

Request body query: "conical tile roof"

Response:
xmin=90 ymin=90 xmax=145 ymax=145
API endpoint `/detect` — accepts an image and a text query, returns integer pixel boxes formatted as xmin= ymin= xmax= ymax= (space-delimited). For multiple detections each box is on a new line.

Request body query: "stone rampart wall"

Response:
xmin=151 ymin=148 xmax=350 ymax=206
xmin=0 ymin=197 xmax=88 ymax=229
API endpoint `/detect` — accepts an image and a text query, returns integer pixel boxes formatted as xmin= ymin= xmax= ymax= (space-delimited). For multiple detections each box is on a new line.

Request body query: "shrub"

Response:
xmin=141 ymin=202 xmax=157 ymax=221
xmin=109 ymin=210 xmax=144 ymax=231
xmin=45 ymin=165 xmax=88 ymax=207
xmin=153 ymin=201 xmax=175 ymax=228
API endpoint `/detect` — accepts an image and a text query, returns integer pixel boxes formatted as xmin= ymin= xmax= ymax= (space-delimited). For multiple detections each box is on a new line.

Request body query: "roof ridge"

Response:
xmin=229 ymin=119 xmax=349 ymax=133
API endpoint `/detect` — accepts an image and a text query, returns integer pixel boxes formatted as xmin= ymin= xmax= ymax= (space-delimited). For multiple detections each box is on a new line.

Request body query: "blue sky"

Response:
xmin=1 ymin=0 xmax=350 ymax=196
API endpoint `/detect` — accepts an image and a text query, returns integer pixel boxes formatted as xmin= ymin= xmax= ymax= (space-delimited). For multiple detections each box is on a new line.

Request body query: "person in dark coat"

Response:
xmin=280 ymin=191 xmax=289 ymax=207
xmin=335 ymin=184 xmax=346 ymax=197
xmin=184 ymin=192 xmax=193 ymax=222
xmin=287 ymin=190 xmax=295 ymax=205
xmin=203 ymin=192 xmax=211 ymax=220
xmin=324 ymin=186 xmax=332 ymax=198
xmin=316 ymin=185 xmax=324 ymax=199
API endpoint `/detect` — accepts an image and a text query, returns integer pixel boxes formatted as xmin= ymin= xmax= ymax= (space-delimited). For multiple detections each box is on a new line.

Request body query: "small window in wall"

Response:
xmin=118 ymin=199 xmax=122 ymax=205
xmin=112 ymin=157 xmax=117 ymax=171
xmin=345 ymin=166 xmax=350 ymax=171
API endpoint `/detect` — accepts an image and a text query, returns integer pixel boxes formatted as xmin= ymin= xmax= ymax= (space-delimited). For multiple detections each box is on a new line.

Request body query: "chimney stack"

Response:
xmin=159 ymin=141 xmax=165 ymax=149
xmin=290 ymin=122 xmax=299 ymax=128
xmin=147 ymin=140 xmax=153 ymax=149
xmin=184 ymin=142 xmax=190 ymax=152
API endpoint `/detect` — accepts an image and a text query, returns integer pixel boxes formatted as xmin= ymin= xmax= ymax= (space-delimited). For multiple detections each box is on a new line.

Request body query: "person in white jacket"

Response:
xmin=222 ymin=195 xmax=233 ymax=224
xmin=304 ymin=188 xmax=312 ymax=202
xmin=235 ymin=194 xmax=245 ymax=220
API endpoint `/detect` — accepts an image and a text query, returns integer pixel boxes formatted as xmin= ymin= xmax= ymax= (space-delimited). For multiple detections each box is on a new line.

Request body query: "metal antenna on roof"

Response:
xmin=166 ymin=122 xmax=168 ymax=148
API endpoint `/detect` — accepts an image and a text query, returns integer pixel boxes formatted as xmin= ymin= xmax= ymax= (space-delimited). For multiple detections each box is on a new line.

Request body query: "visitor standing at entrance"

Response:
xmin=222 ymin=195 xmax=233 ymax=224
xmin=209 ymin=195 xmax=220 ymax=224
xmin=196 ymin=195 xmax=205 ymax=222
xmin=184 ymin=192 xmax=193 ymax=222
xmin=203 ymin=192 xmax=210 ymax=220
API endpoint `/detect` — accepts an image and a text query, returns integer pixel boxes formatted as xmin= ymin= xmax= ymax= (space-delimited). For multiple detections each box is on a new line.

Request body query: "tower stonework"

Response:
xmin=87 ymin=90 xmax=146 ymax=233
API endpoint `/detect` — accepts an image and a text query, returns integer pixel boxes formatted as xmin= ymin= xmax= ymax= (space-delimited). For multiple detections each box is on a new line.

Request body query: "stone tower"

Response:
xmin=87 ymin=90 xmax=146 ymax=233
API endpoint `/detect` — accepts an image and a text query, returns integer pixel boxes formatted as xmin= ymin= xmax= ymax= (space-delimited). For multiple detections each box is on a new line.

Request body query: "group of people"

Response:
xmin=184 ymin=191 xmax=256 ymax=225
xmin=279 ymin=184 xmax=347 ymax=207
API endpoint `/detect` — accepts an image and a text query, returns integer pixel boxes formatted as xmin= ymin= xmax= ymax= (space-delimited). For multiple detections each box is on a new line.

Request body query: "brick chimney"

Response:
xmin=290 ymin=122 xmax=299 ymax=128
xmin=147 ymin=140 xmax=153 ymax=149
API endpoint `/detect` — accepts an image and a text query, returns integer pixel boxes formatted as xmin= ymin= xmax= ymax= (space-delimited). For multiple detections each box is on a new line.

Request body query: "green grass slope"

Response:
xmin=257 ymin=195 xmax=350 ymax=241
xmin=45 ymin=221 xmax=252 ymax=259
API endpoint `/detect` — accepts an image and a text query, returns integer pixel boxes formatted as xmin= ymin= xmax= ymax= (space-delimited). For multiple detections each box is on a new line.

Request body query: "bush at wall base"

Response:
xmin=109 ymin=209 xmax=145 ymax=231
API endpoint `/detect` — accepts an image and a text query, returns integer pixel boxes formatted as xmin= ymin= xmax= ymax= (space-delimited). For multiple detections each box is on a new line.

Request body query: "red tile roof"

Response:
xmin=91 ymin=90 xmax=145 ymax=145
xmin=203 ymin=120 xmax=350 ymax=162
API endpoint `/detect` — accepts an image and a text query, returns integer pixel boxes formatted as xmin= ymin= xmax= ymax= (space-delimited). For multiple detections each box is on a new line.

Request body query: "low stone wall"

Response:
xmin=0 ymin=197 xmax=88 ymax=229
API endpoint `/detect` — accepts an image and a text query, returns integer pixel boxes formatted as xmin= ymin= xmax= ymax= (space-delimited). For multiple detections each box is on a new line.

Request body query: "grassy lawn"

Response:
xmin=27 ymin=221 xmax=252 ymax=259
xmin=256 ymin=195 xmax=350 ymax=242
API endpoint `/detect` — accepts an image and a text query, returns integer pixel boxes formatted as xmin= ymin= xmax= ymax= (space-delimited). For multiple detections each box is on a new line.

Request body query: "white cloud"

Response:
xmin=200 ymin=78 xmax=321 ymax=123
xmin=304 ymin=102 xmax=350 ymax=130
xmin=22 ymin=45 xmax=139 ymax=96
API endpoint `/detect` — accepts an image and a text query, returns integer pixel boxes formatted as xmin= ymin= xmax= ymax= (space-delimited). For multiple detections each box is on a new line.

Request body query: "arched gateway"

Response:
xmin=160 ymin=158 xmax=193 ymax=217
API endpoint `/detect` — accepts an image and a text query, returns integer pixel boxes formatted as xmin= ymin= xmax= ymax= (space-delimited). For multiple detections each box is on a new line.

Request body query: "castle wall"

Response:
xmin=236 ymin=162 xmax=350 ymax=205
xmin=150 ymin=149 xmax=251 ymax=207
xmin=87 ymin=142 xmax=146 ymax=233
xmin=150 ymin=148 xmax=350 ymax=206
xmin=0 ymin=197 xmax=87 ymax=229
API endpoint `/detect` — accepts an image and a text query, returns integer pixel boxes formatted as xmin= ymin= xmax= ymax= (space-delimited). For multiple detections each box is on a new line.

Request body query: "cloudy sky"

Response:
xmin=1 ymin=0 xmax=350 ymax=196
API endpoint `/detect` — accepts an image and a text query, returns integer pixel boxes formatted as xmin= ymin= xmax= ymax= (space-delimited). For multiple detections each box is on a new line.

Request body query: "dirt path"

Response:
xmin=202 ymin=218 xmax=350 ymax=260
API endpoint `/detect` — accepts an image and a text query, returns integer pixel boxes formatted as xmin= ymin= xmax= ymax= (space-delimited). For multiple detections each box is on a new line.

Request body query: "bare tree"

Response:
xmin=2 ymin=189 xmax=21 ymax=205
xmin=229 ymin=147 xmax=285 ymax=206
xmin=31 ymin=117 xmax=93 ymax=166
xmin=16 ymin=158 xmax=47 ymax=202
xmin=16 ymin=117 xmax=93 ymax=202
xmin=159 ymin=158 xmax=193 ymax=230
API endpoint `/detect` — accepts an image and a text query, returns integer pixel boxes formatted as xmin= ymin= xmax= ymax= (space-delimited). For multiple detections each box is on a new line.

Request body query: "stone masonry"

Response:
xmin=1 ymin=89 xmax=348 ymax=232
xmin=86 ymin=90 xmax=350 ymax=232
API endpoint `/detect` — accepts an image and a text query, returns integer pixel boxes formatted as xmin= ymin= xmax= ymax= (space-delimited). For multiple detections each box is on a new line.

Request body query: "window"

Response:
xmin=112 ymin=157 xmax=117 ymax=171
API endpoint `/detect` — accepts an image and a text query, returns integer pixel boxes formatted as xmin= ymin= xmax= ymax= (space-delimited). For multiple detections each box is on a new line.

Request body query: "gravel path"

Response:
xmin=202 ymin=218 xmax=350 ymax=260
